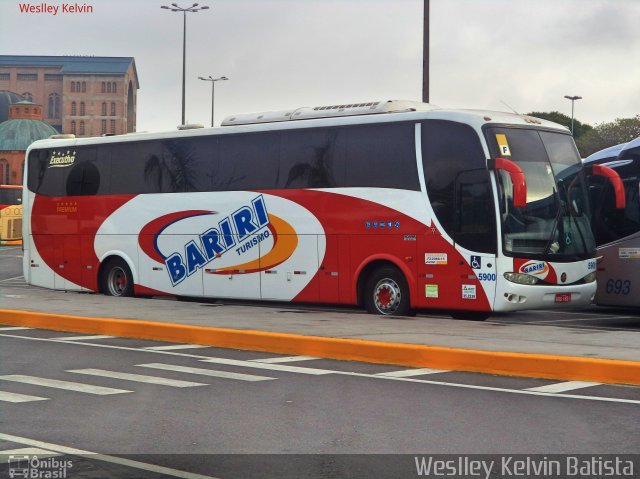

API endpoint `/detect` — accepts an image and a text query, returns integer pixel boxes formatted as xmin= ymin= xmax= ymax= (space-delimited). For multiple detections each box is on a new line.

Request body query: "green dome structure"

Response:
xmin=0 ymin=101 xmax=58 ymax=151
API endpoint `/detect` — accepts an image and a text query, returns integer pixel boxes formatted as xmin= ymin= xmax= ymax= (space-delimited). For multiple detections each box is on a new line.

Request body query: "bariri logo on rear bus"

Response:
xmin=139 ymin=195 xmax=299 ymax=286
xmin=48 ymin=150 xmax=76 ymax=168
xmin=518 ymin=260 xmax=550 ymax=278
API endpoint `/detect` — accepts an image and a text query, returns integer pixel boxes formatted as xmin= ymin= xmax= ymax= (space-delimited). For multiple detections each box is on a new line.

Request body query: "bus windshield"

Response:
xmin=486 ymin=127 xmax=595 ymax=261
xmin=0 ymin=186 xmax=21 ymax=207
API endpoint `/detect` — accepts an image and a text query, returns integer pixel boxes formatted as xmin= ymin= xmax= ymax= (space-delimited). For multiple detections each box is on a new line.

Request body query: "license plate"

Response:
xmin=555 ymin=293 xmax=572 ymax=303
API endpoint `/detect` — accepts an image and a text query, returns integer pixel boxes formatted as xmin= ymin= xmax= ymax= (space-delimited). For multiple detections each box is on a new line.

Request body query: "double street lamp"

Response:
xmin=198 ymin=75 xmax=228 ymax=127
xmin=564 ymin=95 xmax=582 ymax=135
xmin=161 ymin=2 xmax=209 ymax=126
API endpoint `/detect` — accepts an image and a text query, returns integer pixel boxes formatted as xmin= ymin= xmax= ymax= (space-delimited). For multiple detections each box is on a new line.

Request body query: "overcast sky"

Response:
xmin=2 ymin=0 xmax=639 ymax=132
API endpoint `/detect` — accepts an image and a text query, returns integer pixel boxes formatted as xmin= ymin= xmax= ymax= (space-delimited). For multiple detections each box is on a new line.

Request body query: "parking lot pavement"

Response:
xmin=2 ymin=247 xmax=639 ymax=386
xmin=1 ymin=328 xmax=639 ymax=406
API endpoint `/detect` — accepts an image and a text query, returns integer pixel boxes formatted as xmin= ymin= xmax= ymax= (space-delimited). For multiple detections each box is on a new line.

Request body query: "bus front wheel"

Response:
xmin=101 ymin=258 xmax=134 ymax=297
xmin=364 ymin=266 xmax=413 ymax=316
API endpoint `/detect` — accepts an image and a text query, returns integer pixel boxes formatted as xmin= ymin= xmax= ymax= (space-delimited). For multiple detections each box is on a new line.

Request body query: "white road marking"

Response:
xmin=0 ymin=391 xmax=49 ymax=403
xmin=1 ymin=447 xmax=59 ymax=459
xmin=0 ymin=375 xmax=132 ymax=395
xmin=251 ymin=355 xmax=319 ymax=363
xmin=67 ymin=368 xmax=208 ymax=388
xmin=0 ymin=331 xmax=637 ymax=405
xmin=529 ymin=310 xmax=620 ymax=316
xmin=138 ymin=363 xmax=276 ymax=382
xmin=526 ymin=381 xmax=602 ymax=393
xmin=0 ymin=433 xmax=221 ymax=479
xmin=200 ymin=357 xmax=333 ymax=375
xmin=526 ymin=316 xmax=636 ymax=323
xmin=52 ymin=335 xmax=115 ymax=341
xmin=375 ymin=368 xmax=448 ymax=377
xmin=0 ymin=327 xmax=31 ymax=331
xmin=335 ymin=371 xmax=640 ymax=404
xmin=0 ymin=275 xmax=24 ymax=282
xmin=143 ymin=344 xmax=210 ymax=351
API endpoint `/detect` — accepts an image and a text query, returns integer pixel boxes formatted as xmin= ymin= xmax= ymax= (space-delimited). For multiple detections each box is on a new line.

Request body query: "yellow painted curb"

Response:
xmin=1 ymin=308 xmax=639 ymax=385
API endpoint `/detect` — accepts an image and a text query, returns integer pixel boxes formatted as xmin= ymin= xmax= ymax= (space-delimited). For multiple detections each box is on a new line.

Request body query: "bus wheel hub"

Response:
xmin=374 ymin=279 xmax=401 ymax=313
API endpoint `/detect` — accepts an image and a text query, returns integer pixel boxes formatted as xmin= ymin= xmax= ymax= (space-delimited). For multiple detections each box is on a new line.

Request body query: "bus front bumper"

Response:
xmin=493 ymin=281 xmax=596 ymax=312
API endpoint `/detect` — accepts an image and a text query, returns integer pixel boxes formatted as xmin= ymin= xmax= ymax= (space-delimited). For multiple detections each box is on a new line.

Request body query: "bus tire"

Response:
xmin=101 ymin=258 xmax=134 ymax=297
xmin=364 ymin=266 xmax=413 ymax=316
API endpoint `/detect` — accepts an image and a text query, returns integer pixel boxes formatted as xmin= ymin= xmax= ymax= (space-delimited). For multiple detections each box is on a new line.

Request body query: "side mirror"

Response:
xmin=488 ymin=157 xmax=527 ymax=208
xmin=592 ymin=164 xmax=626 ymax=209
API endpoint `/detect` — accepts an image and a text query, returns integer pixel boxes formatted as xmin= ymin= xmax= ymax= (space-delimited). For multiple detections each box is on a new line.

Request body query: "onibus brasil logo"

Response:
xmin=139 ymin=195 xmax=298 ymax=286
xmin=8 ymin=455 xmax=73 ymax=479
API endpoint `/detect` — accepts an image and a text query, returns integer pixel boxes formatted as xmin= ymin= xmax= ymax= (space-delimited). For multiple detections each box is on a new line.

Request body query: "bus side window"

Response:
xmin=346 ymin=123 xmax=419 ymax=190
xmin=28 ymin=149 xmax=64 ymax=196
xmin=279 ymin=128 xmax=345 ymax=189
xmin=66 ymin=161 xmax=101 ymax=196
xmin=219 ymin=133 xmax=279 ymax=191
xmin=65 ymin=147 xmax=105 ymax=196
xmin=422 ymin=120 xmax=488 ymax=242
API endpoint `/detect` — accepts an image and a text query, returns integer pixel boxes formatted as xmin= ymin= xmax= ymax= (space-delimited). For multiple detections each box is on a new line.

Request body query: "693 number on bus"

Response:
xmin=605 ymin=279 xmax=631 ymax=295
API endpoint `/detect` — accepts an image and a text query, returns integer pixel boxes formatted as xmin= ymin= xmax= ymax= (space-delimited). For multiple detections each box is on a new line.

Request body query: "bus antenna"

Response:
xmin=500 ymin=100 xmax=519 ymax=115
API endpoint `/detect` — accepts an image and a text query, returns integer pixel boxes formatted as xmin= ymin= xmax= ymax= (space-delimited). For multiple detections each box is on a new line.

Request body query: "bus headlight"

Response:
xmin=504 ymin=272 xmax=539 ymax=285
xmin=583 ymin=272 xmax=597 ymax=283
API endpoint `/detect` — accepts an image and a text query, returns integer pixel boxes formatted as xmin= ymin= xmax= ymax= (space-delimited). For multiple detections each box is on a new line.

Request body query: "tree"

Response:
xmin=526 ymin=111 xmax=593 ymax=139
xmin=526 ymin=111 xmax=640 ymax=157
xmin=575 ymin=116 xmax=640 ymax=158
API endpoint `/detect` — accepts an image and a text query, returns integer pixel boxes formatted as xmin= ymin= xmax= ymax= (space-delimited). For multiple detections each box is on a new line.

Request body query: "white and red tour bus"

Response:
xmin=23 ymin=100 xmax=615 ymax=319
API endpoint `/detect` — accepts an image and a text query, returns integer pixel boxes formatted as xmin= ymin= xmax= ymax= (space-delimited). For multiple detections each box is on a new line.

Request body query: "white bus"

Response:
xmin=23 ymin=100 xmax=610 ymax=319
xmin=584 ymin=137 xmax=640 ymax=307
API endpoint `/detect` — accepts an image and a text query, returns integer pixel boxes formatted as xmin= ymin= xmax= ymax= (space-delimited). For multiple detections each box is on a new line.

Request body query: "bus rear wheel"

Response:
xmin=364 ymin=266 xmax=413 ymax=316
xmin=101 ymin=258 xmax=134 ymax=297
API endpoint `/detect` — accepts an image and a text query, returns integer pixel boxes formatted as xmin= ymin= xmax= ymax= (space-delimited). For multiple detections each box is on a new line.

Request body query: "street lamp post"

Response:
xmin=422 ymin=0 xmax=429 ymax=103
xmin=564 ymin=95 xmax=582 ymax=135
xmin=161 ymin=2 xmax=209 ymax=126
xmin=198 ymin=75 xmax=228 ymax=127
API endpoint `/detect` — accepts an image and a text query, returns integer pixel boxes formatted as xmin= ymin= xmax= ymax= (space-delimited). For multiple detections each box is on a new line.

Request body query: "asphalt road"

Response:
xmin=0 ymin=328 xmax=639 ymax=479
xmin=0 ymin=245 xmax=22 ymax=288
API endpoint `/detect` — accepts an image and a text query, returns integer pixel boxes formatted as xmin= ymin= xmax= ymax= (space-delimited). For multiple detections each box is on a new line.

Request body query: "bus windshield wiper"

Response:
xmin=542 ymin=187 xmax=564 ymax=256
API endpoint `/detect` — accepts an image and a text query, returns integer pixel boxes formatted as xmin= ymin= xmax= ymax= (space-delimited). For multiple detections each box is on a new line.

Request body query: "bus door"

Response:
xmin=452 ymin=169 xmax=497 ymax=310
xmin=419 ymin=169 xmax=497 ymax=311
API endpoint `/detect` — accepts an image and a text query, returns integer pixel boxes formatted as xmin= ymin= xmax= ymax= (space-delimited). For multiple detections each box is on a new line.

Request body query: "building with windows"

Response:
xmin=0 ymin=55 xmax=139 ymax=137
xmin=0 ymin=90 xmax=25 ymax=123
xmin=0 ymin=100 xmax=57 ymax=184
